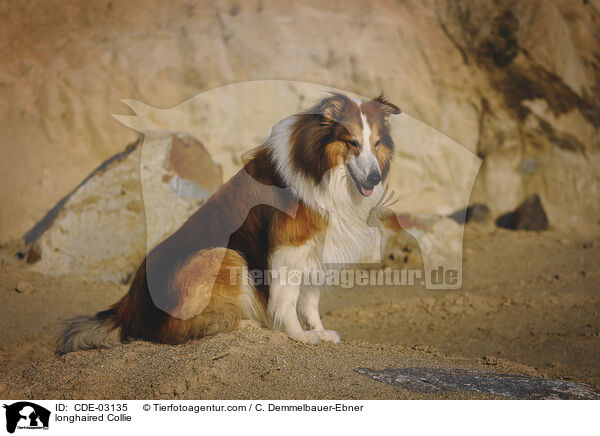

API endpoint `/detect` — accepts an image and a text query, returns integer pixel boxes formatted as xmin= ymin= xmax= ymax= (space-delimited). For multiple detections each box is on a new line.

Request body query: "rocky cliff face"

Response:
xmin=1 ymin=0 xmax=599 ymax=241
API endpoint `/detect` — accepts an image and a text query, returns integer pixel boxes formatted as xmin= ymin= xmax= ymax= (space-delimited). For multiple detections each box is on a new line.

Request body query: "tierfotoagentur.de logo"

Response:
xmin=2 ymin=402 xmax=50 ymax=434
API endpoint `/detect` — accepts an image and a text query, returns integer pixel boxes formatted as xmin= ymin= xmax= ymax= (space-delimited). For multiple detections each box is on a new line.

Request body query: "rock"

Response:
xmin=378 ymin=213 xmax=464 ymax=289
xmin=15 ymin=281 xmax=34 ymax=294
xmin=447 ymin=204 xmax=490 ymax=224
xmin=25 ymin=242 xmax=41 ymax=263
xmin=383 ymin=230 xmax=423 ymax=269
xmin=514 ymin=195 xmax=549 ymax=230
xmin=495 ymin=212 xmax=516 ymax=229
xmin=166 ymin=134 xmax=223 ymax=201
xmin=495 ymin=194 xmax=549 ymax=231
xmin=355 ymin=367 xmax=600 ymax=399
xmin=24 ymin=131 xmax=222 ymax=283
xmin=518 ymin=157 xmax=539 ymax=175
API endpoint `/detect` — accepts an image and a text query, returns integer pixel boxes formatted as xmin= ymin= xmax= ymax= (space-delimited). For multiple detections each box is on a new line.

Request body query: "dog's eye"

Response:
xmin=347 ymin=140 xmax=360 ymax=148
xmin=375 ymin=140 xmax=381 ymax=147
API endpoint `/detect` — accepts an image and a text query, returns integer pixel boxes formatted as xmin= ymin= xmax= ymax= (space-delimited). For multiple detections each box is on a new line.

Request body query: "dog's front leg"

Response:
xmin=297 ymin=285 xmax=341 ymax=343
xmin=268 ymin=247 xmax=321 ymax=344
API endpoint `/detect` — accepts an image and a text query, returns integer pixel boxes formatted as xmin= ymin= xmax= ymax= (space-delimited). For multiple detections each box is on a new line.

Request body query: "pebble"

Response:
xmin=15 ymin=280 xmax=35 ymax=294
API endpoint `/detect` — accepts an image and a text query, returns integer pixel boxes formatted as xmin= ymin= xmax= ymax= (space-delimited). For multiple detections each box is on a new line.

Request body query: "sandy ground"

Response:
xmin=0 ymin=223 xmax=599 ymax=399
xmin=324 ymin=224 xmax=600 ymax=386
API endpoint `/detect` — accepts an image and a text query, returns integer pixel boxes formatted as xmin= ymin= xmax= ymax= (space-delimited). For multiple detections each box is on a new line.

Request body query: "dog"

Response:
xmin=57 ymin=93 xmax=400 ymax=353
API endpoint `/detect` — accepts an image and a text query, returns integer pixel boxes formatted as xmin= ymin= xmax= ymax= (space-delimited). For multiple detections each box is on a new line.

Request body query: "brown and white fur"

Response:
xmin=58 ymin=93 xmax=400 ymax=353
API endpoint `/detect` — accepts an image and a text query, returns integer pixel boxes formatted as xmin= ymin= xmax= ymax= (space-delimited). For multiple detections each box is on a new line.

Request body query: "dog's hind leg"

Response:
xmin=157 ymin=247 xmax=268 ymax=343
xmin=59 ymin=248 xmax=268 ymax=353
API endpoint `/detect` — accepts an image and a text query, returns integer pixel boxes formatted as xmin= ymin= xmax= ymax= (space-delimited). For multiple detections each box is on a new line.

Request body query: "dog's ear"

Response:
xmin=373 ymin=94 xmax=401 ymax=117
xmin=317 ymin=93 xmax=351 ymax=124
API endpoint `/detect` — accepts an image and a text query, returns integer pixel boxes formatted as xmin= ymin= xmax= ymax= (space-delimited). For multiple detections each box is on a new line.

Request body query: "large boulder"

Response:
xmin=24 ymin=131 xmax=222 ymax=283
xmin=373 ymin=212 xmax=465 ymax=289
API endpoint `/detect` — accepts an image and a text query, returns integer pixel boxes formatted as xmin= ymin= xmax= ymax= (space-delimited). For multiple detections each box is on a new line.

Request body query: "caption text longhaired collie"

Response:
xmin=58 ymin=93 xmax=400 ymax=353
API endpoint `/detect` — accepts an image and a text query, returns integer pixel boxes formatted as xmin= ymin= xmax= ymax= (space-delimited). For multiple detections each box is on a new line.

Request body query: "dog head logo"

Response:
xmin=3 ymin=402 xmax=50 ymax=434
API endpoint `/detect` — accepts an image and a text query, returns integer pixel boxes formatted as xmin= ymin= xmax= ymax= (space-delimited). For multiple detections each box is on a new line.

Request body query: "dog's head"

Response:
xmin=287 ymin=93 xmax=400 ymax=198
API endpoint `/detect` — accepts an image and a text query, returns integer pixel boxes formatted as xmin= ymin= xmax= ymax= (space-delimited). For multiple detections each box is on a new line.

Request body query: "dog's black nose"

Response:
xmin=366 ymin=171 xmax=381 ymax=186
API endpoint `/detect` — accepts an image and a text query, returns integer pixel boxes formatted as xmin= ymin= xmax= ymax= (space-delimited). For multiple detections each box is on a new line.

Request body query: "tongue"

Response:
xmin=359 ymin=185 xmax=374 ymax=197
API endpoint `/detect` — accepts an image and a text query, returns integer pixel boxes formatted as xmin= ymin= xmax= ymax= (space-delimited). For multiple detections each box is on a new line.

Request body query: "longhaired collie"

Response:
xmin=58 ymin=93 xmax=400 ymax=353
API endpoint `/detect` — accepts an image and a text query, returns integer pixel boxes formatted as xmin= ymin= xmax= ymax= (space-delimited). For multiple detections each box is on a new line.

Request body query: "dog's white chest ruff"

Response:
xmin=319 ymin=213 xmax=380 ymax=265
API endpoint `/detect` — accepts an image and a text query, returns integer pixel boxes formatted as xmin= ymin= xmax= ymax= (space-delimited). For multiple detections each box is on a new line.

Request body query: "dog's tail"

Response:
xmin=57 ymin=309 xmax=119 ymax=355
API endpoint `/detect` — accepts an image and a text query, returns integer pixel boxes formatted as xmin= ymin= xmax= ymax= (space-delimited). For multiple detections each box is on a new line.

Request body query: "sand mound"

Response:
xmin=0 ymin=326 xmax=551 ymax=400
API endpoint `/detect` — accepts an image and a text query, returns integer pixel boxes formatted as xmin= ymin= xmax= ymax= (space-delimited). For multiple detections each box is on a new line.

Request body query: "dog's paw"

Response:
xmin=315 ymin=330 xmax=341 ymax=344
xmin=289 ymin=330 xmax=321 ymax=345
